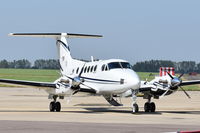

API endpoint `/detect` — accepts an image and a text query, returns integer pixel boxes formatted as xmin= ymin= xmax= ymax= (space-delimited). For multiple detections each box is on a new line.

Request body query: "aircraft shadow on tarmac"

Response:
xmin=0 ymin=108 xmax=200 ymax=115
xmin=62 ymin=107 xmax=200 ymax=115
xmin=56 ymin=110 xmax=200 ymax=115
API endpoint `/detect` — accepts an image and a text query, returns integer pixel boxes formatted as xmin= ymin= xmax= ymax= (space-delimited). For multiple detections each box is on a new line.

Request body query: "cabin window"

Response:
xmin=94 ymin=65 xmax=97 ymax=72
xmin=91 ymin=66 xmax=94 ymax=72
xmin=87 ymin=66 xmax=90 ymax=73
xmin=101 ymin=64 xmax=105 ymax=71
xmin=84 ymin=67 xmax=87 ymax=73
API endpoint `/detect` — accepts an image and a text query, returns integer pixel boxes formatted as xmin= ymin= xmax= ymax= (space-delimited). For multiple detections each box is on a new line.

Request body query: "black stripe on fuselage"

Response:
xmin=81 ymin=76 xmax=120 ymax=84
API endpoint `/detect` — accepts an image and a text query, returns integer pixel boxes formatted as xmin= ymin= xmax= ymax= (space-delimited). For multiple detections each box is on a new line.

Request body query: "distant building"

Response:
xmin=189 ymin=72 xmax=198 ymax=76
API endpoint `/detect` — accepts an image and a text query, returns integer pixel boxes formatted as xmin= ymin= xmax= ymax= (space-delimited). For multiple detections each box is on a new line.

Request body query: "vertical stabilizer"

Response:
xmin=56 ymin=36 xmax=72 ymax=75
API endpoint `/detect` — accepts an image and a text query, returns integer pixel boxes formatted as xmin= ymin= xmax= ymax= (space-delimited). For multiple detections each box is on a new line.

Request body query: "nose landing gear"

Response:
xmin=132 ymin=103 xmax=139 ymax=113
xmin=131 ymin=90 xmax=139 ymax=113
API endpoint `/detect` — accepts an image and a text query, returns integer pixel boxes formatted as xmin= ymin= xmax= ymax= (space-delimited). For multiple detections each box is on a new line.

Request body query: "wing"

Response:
xmin=0 ymin=79 xmax=56 ymax=89
xmin=180 ymin=80 xmax=200 ymax=86
xmin=0 ymin=78 xmax=97 ymax=94
xmin=139 ymin=83 xmax=153 ymax=92
xmin=139 ymin=87 xmax=152 ymax=92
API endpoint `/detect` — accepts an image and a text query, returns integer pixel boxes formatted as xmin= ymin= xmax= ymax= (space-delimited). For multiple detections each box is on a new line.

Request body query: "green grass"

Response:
xmin=0 ymin=69 xmax=199 ymax=91
xmin=137 ymin=72 xmax=158 ymax=81
xmin=0 ymin=68 xmax=59 ymax=82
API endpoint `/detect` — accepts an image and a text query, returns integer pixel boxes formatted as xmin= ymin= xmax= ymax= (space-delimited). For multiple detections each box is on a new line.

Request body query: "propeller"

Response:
xmin=167 ymin=72 xmax=174 ymax=79
xmin=64 ymin=63 xmax=95 ymax=95
xmin=165 ymin=72 xmax=191 ymax=99
xmin=179 ymin=73 xmax=184 ymax=78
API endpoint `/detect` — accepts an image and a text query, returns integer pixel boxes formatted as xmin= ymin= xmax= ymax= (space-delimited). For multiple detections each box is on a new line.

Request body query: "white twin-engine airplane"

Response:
xmin=0 ymin=33 xmax=141 ymax=113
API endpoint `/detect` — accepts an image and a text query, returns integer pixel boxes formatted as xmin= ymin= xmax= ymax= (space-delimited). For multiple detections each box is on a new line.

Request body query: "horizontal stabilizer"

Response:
xmin=8 ymin=33 xmax=103 ymax=38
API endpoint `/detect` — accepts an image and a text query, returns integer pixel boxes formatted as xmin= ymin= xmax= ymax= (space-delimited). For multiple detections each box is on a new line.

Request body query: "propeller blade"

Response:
xmin=179 ymin=86 xmax=191 ymax=99
xmin=71 ymin=83 xmax=95 ymax=95
xmin=167 ymin=72 xmax=174 ymax=79
xmin=160 ymin=89 xmax=169 ymax=98
xmin=78 ymin=63 xmax=86 ymax=77
xmin=178 ymin=73 xmax=184 ymax=79
xmin=64 ymin=75 xmax=73 ymax=80
xmin=72 ymin=90 xmax=79 ymax=95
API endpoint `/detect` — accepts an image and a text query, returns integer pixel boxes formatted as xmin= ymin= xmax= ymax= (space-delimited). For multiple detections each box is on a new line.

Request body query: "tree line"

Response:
xmin=0 ymin=59 xmax=59 ymax=69
xmin=0 ymin=59 xmax=200 ymax=73
xmin=133 ymin=60 xmax=200 ymax=73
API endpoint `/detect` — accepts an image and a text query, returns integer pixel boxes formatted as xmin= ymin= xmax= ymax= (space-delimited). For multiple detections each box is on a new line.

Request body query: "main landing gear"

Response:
xmin=144 ymin=96 xmax=156 ymax=112
xmin=49 ymin=95 xmax=61 ymax=112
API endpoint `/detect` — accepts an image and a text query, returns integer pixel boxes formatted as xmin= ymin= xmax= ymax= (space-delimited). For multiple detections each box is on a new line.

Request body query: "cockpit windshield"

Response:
xmin=108 ymin=62 xmax=121 ymax=69
xmin=121 ymin=62 xmax=132 ymax=69
xmin=107 ymin=62 xmax=132 ymax=70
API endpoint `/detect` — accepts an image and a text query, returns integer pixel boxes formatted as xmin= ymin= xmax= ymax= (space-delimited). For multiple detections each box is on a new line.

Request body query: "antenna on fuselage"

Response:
xmin=91 ymin=56 xmax=94 ymax=62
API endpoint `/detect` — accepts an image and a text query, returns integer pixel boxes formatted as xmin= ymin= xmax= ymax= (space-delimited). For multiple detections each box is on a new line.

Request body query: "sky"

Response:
xmin=0 ymin=0 xmax=200 ymax=64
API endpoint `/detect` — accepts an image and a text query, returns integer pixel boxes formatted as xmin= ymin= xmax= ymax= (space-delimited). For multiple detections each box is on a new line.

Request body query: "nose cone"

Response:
xmin=126 ymin=70 xmax=140 ymax=90
xmin=171 ymin=77 xmax=181 ymax=87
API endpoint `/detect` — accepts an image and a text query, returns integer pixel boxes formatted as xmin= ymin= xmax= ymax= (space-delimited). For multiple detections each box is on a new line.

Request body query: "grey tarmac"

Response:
xmin=0 ymin=87 xmax=200 ymax=133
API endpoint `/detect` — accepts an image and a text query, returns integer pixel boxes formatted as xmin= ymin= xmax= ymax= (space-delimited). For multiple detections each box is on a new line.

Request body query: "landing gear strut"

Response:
xmin=131 ymin=90 xmax=139 ymax=113
xmin=49 ymin=95 xmax=61 ymax=112
xmin=144 ymin=96 xmax=156 ymax=112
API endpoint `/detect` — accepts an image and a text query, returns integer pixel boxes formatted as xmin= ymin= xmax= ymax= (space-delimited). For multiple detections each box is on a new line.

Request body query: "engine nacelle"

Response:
xmin=159 ymin=79 xmax=168 ymax=84
xmin=55 ymin=85 xmax=72 ymax=95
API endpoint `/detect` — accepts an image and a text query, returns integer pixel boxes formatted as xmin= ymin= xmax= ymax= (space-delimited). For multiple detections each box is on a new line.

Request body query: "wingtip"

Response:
xmin=8 ymin=33 xmax=14 ymax=36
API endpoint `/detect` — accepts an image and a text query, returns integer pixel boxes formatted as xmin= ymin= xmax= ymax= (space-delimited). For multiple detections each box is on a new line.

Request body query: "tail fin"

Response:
xmin=9 ymin=33 xmax=102 ymax=75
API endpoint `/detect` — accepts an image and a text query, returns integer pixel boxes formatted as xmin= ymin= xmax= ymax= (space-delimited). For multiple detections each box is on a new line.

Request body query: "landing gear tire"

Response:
xmin=49 ymin=101 xmax=61 ymax=112
xmin=55 ymin=102 xmax=61 ymax=112
xmin=144 ymin=102 xmax=156 ymax=112
xmin=144 ymin=102 xmax=150 ymax=112
xmin=132 ymin=103 xmax=139 ymax=113
xmin=49 ymin=102 xmax=55 ymax=112
xmin=150 ymin=102 xmax=155 ymax=112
